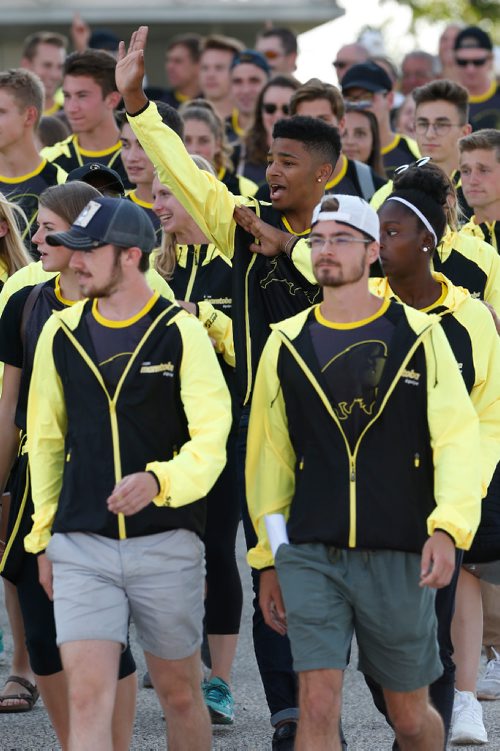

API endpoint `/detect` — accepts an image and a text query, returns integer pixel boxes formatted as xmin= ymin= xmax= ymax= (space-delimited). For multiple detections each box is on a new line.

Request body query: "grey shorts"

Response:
xmin=46 ymin=529 xmax=205 ymax=660
xmin=275 ymin=543 xmax=442 ymax=692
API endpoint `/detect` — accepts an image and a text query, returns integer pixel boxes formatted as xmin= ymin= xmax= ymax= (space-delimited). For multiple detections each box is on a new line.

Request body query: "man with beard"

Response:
xmin=24 ymin=196 xmax=231 ymax=751
xmin=246 ymin=194 xmax=481 ymax=751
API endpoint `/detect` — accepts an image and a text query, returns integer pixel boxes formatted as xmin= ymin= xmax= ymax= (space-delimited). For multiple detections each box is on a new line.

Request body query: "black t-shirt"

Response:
xmin=84 ymin=294 xmax=157 ymax=393
xmin=469 ymin=84 xmax=500 ymax=131
xmin=45 ymin=134 xmax=132 ymax=190
xmin=382 ymin=135 xmax=420 ymax=179
xmin=308 ymin=301 xmax=395 ymax=450
xmin=0 ymin=276 xmax=71 ymax=429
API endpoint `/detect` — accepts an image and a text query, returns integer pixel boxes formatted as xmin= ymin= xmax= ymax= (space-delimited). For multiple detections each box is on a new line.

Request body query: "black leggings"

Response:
xmin=203 ymin=431 xmax=243 ymax=635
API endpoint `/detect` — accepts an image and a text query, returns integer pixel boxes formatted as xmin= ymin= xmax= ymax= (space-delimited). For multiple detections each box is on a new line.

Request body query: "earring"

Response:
xmin=317 ymin=178 xmax=322 ymax=183
xmin=422 ymin=246 xmax=429 ymax=252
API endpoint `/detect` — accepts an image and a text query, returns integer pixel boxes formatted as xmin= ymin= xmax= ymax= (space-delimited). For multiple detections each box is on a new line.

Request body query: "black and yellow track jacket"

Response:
xmin=460 ymin=217 xmax=499 ymax=254
xmin=128 ymin=102 xmax=320 ymax=405
xmin=371 ymin=273 xmax=500 ymax=497
xmin=247 ymin=301 xmax=481 ymax=569
xmin=24 ymin=297 xmax=231 ymax=554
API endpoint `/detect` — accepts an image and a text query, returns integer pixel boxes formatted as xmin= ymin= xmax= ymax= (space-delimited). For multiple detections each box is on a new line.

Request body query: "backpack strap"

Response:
xmin=20 ymin=282 xmax=45 ymax=347
xmin=353 ymin=160 xmax=376 ymax=202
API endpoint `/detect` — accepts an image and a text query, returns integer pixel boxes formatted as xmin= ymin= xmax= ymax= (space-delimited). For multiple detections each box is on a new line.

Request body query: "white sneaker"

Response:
xmin=477 ymin=647 xmax=500 ymax=700
xmin=451 ymin=690 xmax=488 ymax=745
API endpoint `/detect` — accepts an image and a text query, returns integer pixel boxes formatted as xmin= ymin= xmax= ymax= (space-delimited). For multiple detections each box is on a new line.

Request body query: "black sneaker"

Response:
xmin=142 ymin=671 xmax=153 ymax=689
xmin=272 ymin=721 xmax=297 ymax=750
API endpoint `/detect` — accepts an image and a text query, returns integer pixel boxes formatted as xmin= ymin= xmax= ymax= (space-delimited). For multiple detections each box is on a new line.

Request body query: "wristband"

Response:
xmin=283 ymin=235 xmax=297 ymax=257
xmin=147 ymin=470 xmax=161 ymax=494
xmin=127 ymin=100 xmax=150 ymax=118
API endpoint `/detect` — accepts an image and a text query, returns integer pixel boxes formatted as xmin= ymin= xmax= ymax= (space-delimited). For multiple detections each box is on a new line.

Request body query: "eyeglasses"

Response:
xmin=455 ymin=56 xmax=490 ymax=67
xmin=262 ymin=102 xmax=290 ymax=115
xmin=306 ymin=235 xmax=371 ymax=251
xmin=394 ymin=156 xmax=431 ymax=175
xmin=415 ymin=119 xmax=463 ymax=136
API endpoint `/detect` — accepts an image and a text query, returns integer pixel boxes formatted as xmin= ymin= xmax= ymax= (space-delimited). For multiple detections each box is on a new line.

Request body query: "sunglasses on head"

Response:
xmin=455 ymin=56 xmax=489 ymax=67
xmin=262 ymin=102 xmax=290 ymax=115
xmin=394 ymin=156 xmax=432 ymax=176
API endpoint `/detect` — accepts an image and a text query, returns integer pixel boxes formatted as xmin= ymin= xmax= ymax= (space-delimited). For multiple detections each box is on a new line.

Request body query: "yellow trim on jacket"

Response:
xmin=24 ymin=302 xmax=231 ymax=553
xmin=371 ymin=272 xmax=500 ymax=496
xmin=246 ymin=303 xmax=481 ymax=569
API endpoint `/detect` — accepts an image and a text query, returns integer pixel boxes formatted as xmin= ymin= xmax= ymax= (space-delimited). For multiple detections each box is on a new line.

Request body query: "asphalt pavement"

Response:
xmin=1 ymin=526 xmax=499 ymax=750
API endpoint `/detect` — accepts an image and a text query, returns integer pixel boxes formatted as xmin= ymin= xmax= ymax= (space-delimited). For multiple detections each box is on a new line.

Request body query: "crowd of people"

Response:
xmin=0 ymin=14 xmax=498 ymax=751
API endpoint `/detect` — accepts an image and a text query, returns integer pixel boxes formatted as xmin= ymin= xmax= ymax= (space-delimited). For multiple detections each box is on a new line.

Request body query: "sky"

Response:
xmin=295 ymin=0 xmax=444 ymax=84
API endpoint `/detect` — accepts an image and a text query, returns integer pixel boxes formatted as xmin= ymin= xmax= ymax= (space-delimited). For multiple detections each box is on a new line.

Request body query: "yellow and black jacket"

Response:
xmin=460 ymin=217 xmax=499 ymax=255
xmin=42 ymin=134 xmax=132 ymax=189
xmin=371 ymin=273 xmax=500 ymax=496
xmin=24 ymin=297 xmax=231 ymax=554
xmin=247 ymin=301 xmax=481 ymax=569
xmin=128 ymin=101 xmax=320 ymax=404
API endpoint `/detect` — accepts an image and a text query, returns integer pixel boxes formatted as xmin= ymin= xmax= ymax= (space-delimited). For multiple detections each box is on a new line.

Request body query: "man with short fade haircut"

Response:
xmin=453 ymin=26 xmax=500 ymax=131
xmin=255 ymin=27 xmax=298 ymax=75
xmin=401 ymin=51 xmax=436 ymax=96
xmin=226 ymin=49 xmax=270 ymax=143
xmin=332 ymin=43 xmax=369 ymax=85
xmin=42 ymin=49 xmax=131 ymax=189
xmin=341 ymin=61 xmax=420 ymax=177
xmin=116 ymin=26 xmax=343 ymax=748
xmin=199 ymin=35 xmax=244 ymax=120
xmin=153 ymin=33 xmax=202 ymax=109
xmin=24 ymin=195 xmax=231 ymax=751
xmin=246 ymin=193 xmax=481 ymax=751
xmin=20 ymin=31 xmax=67 ymax=116
xmin=0 ymin=69 xmax=66 ymax=251
xmin=459 ymin=129 xmax=500 ymax=252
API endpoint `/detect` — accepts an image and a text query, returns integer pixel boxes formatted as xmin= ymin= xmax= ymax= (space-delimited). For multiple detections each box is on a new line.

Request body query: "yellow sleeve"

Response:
xmin=483 ymin=246 xmax=500 ymax=315
xmin=423 ymin=323 xmax=482 ymax=549
xmin=24 ymin=316 xmax=67 ymax=554
xmin=246 ymin=331 xmax=296 ymax=569
xmin=466 ymin=301 xmax=500 ymax=495
xmin=146 ymin=314 xmax=231 ymax=507
xmin=197 ymin=300 xmax=235 ymax=368
xmin=145 ymin=267 xmax=176 ymax=302
xmin=238 ymin=175 xmax=259 ymax=198
xmin=128 ymin=102 xmax=255 ymax=257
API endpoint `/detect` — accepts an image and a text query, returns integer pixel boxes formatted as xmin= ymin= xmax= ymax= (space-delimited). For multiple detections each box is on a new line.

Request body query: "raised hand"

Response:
xmin=234 ymin=204 xmax=296 ymax=257
xmin=115 ymin=26 xmax=149 ymax=113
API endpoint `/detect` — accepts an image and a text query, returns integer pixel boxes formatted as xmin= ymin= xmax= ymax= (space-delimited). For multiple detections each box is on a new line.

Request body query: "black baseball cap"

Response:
xmin=454 ymin=26 xmax=493 ymax=52
xmin=341 ymin=61 xmax=393 ymax=93
xmin=67 ymin=163 xmax=125 ymax=197
xmin=46 ymin=196 xmax=156 ymax=253
xmin=230 ymin=49 xmax=271 ymax=76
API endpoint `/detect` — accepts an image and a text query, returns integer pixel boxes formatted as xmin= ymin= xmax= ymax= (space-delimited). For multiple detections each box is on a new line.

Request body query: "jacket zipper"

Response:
xmin=59 ymin=303 xmax=178 ymax=540
xmin=278 ymin=322 xmax=435 ymax=548
xmin=184 ymin=245 xmax=199 ymax=301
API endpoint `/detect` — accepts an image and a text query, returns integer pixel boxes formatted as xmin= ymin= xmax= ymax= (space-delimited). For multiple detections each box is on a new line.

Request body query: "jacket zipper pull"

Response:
xmin=414 ymin=453 xmax=420 ymax=468
xmin=350 ymin=463 xmax=355 ymax=482
xmin=299 ymin=457 xmax=304 ymax=470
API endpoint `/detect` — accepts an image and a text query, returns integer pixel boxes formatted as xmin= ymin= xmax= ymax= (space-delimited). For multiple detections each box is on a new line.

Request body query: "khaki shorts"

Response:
xmin=275 ymin=543 xmax=441 ymax=692
xmin=46 ymin=529 xmax=205 ymax=660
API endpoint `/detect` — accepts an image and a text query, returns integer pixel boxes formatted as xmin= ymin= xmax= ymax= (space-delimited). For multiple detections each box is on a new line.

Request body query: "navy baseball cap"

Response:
xmin=454 ymin=26 xmax=493 ymax=52
xmin=341 ymin=61 xmax=393 ymax=93
xmin=67 ymin=163 xmax=125 ymax=196
xmin=46 ymin=196 xmax=156 ymax=253
xmin=230 ymin=49 xmax=271 ymax=76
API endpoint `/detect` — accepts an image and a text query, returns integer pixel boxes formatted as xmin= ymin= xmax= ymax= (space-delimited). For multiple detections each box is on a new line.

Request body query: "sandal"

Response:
xmin=0 ymin=675 xmax=39 ymax=713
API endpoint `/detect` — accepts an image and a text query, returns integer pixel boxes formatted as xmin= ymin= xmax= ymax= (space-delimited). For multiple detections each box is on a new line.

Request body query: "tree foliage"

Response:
xmin=383 ymin=0 xmax=499 ymax=37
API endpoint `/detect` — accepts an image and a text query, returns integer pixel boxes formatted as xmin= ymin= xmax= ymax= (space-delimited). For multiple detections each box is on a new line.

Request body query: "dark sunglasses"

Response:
xmin=262 ymin=50 xmax=281 ymax=60
xmin=262 ymin=102 xmax=290 ymax=115
xmin=455 ymin=56 xmax=490 ymax=67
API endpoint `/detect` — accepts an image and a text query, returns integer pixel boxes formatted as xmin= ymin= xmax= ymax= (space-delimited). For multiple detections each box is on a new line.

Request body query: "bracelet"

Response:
xmin=283 ymin=234 xmax=296 ymax=257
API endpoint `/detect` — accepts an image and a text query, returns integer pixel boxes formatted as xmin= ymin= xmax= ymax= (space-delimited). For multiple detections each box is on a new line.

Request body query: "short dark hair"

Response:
xmin=0 ymin=69 xmax=44 ymax=128
xmin=201 ymin=34 xmax=244 ymax=58
xmin=166 ymin=34 xmax=203 ymax=63
xmin=22 ymin=31 xmax=68 ymax=60
xmin=290 ymin=78 xmax=344 ymax=120
xmin=413 ymin=79 xmax=469 ymax=124
xmin=64 ymin=50 xmax=117 ymax=96
xmin=273 ymin=116 xmax=341 ymax=167
xmin=114 ymin=244 xmax=150 ymax=273
xmin=117 ymin=101 xmax=184 ymax=139
xmin=257 ymin=27 xmax=298 ymax=56
xmin=459 ymin=129 xmax=500 ymax=161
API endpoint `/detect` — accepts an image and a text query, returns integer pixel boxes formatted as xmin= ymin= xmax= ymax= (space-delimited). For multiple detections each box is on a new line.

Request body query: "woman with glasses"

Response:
xmin=238 ymin=74 xmax=300 ymax=185
xmin=368 ymin=160 xmax=500 ymax=748
xmin=180 ymin=99 xmax=258 ymax=198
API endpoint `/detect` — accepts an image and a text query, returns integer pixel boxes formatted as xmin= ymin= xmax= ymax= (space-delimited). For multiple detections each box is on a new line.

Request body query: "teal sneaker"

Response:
xmin=202 ymin=676 xmax=234 ymax=725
